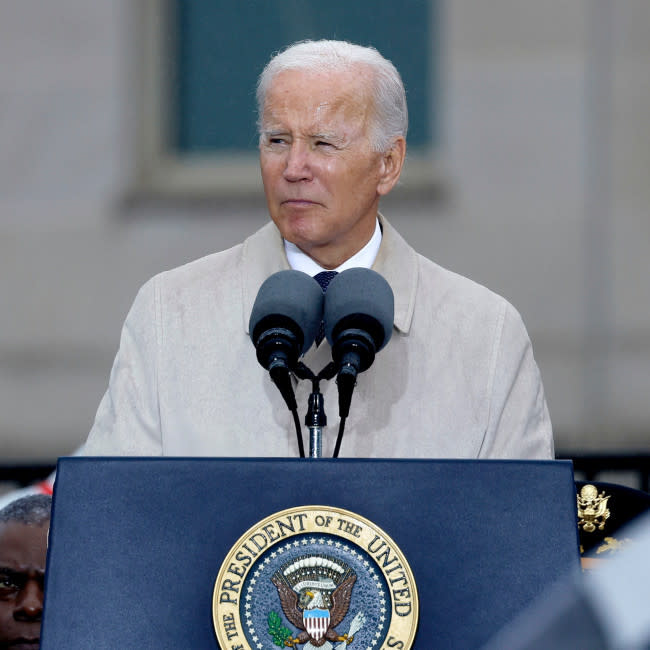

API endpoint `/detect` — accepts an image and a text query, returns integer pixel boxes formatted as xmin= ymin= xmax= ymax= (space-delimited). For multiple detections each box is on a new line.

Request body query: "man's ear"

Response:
xmin=377 ymin=136 xmax=407 ymax=196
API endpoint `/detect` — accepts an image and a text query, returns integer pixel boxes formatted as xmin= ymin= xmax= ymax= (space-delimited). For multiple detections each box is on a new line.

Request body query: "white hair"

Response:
xmin=256 ymin=39 xmax=408 ymax=153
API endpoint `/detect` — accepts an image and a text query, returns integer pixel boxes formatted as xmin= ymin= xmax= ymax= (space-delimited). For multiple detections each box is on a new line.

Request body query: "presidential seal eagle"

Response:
xmin=270 ymin=555 xmax=360 ymax=647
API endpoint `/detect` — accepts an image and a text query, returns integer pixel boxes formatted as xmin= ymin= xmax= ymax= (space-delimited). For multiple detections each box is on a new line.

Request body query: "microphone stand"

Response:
xmin=294 ymin=362 xmax=337 ymax=458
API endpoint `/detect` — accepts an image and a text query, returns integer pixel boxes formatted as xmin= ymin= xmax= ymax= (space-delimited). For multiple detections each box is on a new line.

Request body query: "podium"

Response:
xmin=41 ymin=457 xmax=579 ymax=649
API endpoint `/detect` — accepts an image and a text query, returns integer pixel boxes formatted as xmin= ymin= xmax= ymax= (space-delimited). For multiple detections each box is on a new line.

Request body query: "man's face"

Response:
xmin=0 ymin=522 xmax=47 ymax=649
xmin=259 ymin=67 xmax=398 ymax=269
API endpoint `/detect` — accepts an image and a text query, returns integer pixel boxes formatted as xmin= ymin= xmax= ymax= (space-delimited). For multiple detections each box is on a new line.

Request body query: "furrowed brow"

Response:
xmin=0 ymin=566 xmax=45 ymax=579
xmin=0 ymin=567 xmax=22 ymax=581
xmin=262 ymin=128 xmax=287 ymax=138
xmin=313 ymin=132 xmax=346 ymax=145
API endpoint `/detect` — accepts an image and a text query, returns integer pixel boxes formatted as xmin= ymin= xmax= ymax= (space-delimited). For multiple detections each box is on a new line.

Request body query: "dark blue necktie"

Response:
xmin=314 ymin=271 xmax=338 ymax=345
xmin=314 ymin=270 xmax=338 ymax=292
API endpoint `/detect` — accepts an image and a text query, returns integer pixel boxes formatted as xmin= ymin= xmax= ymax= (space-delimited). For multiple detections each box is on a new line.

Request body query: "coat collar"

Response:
xmin=241 ymin=214 xmax=418 ymax=335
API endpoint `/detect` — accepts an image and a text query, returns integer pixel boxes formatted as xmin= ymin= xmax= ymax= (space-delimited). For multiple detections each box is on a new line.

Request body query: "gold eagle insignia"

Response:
xmin=577 ymin=484 xmax=611 ymax=534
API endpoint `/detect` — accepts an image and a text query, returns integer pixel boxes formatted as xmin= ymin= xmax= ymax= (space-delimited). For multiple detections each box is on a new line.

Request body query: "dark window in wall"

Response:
xmin=172 ymin=1 xmax=438 ymax=156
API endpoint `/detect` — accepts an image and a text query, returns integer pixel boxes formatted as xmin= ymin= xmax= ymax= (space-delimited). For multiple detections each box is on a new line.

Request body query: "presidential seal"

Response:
xmin=213 ymin=505 xmax=418 ymax=650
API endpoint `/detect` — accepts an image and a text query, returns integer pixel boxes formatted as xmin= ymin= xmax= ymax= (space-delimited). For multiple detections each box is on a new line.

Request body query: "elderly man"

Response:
xmin=83 ymin=40 xmax=553 ymax=459
xmin=0 ymin=494 xmax=51 ymax=649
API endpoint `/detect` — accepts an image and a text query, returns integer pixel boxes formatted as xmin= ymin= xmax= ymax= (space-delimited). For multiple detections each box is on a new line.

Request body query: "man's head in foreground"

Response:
xmin=257 ymin=39 xmax=408 ymax=269
xmin=0 ymin=495 xmax=51 ymax=649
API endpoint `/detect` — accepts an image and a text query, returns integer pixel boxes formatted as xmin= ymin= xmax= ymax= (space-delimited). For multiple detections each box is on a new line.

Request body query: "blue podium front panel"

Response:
xmin=42 ymin=458 xmax=579 ymax=649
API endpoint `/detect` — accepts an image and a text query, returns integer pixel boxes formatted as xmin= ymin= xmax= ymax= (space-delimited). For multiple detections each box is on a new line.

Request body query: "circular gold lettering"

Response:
xmin=213 ymin=505 xmax=418 ymax=649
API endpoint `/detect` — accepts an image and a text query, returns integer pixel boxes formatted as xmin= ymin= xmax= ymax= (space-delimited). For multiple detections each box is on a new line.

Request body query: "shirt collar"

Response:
xmin=284 ymin=218 xmax=382 ymax=276
xmin=242 ymin=215 xmax=417 ymax=336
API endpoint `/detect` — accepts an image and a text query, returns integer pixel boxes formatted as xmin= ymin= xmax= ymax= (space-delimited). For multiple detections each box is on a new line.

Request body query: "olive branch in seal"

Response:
xmin=268 ymin=610 xmax=293 ymax=647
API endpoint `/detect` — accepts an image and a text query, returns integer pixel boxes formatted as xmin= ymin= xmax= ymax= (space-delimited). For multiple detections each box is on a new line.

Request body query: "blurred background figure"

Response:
xmin=483 ymin=510 xmax=650 ymax=649
xmin=0 ymin=494 xmax=51 ymax=649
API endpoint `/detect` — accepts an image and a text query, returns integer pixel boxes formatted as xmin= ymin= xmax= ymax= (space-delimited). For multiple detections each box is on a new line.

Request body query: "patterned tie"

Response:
xmin=314 ymin=271 xmax=338 ymax=345
xmin=314 ymin=270 xmax=338 ymax=292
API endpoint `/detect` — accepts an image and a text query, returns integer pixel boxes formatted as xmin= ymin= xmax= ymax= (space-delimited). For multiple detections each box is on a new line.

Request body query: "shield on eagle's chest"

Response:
xmin=303 ymin=608 xmax=330 ymax=641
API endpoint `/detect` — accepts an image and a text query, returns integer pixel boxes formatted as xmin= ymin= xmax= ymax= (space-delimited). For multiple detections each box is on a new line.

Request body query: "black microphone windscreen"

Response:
xmin=323 ymin=268 xmax=394 ymax=351
xmin=249 ymin=270 xmax=324 ymax=354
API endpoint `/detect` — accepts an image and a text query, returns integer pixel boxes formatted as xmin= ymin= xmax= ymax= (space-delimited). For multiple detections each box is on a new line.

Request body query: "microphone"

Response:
xmin=323 ymin=268 xmax=394 ymax=420
xmin=249 ymin=270 xmax=324 ymax=412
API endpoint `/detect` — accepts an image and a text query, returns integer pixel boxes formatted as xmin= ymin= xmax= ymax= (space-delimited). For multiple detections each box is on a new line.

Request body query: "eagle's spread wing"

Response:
xmin=329 ymin=575 xmax=357 ymax=627
xmin=271 ymin=575 xmax=305 ymax=630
